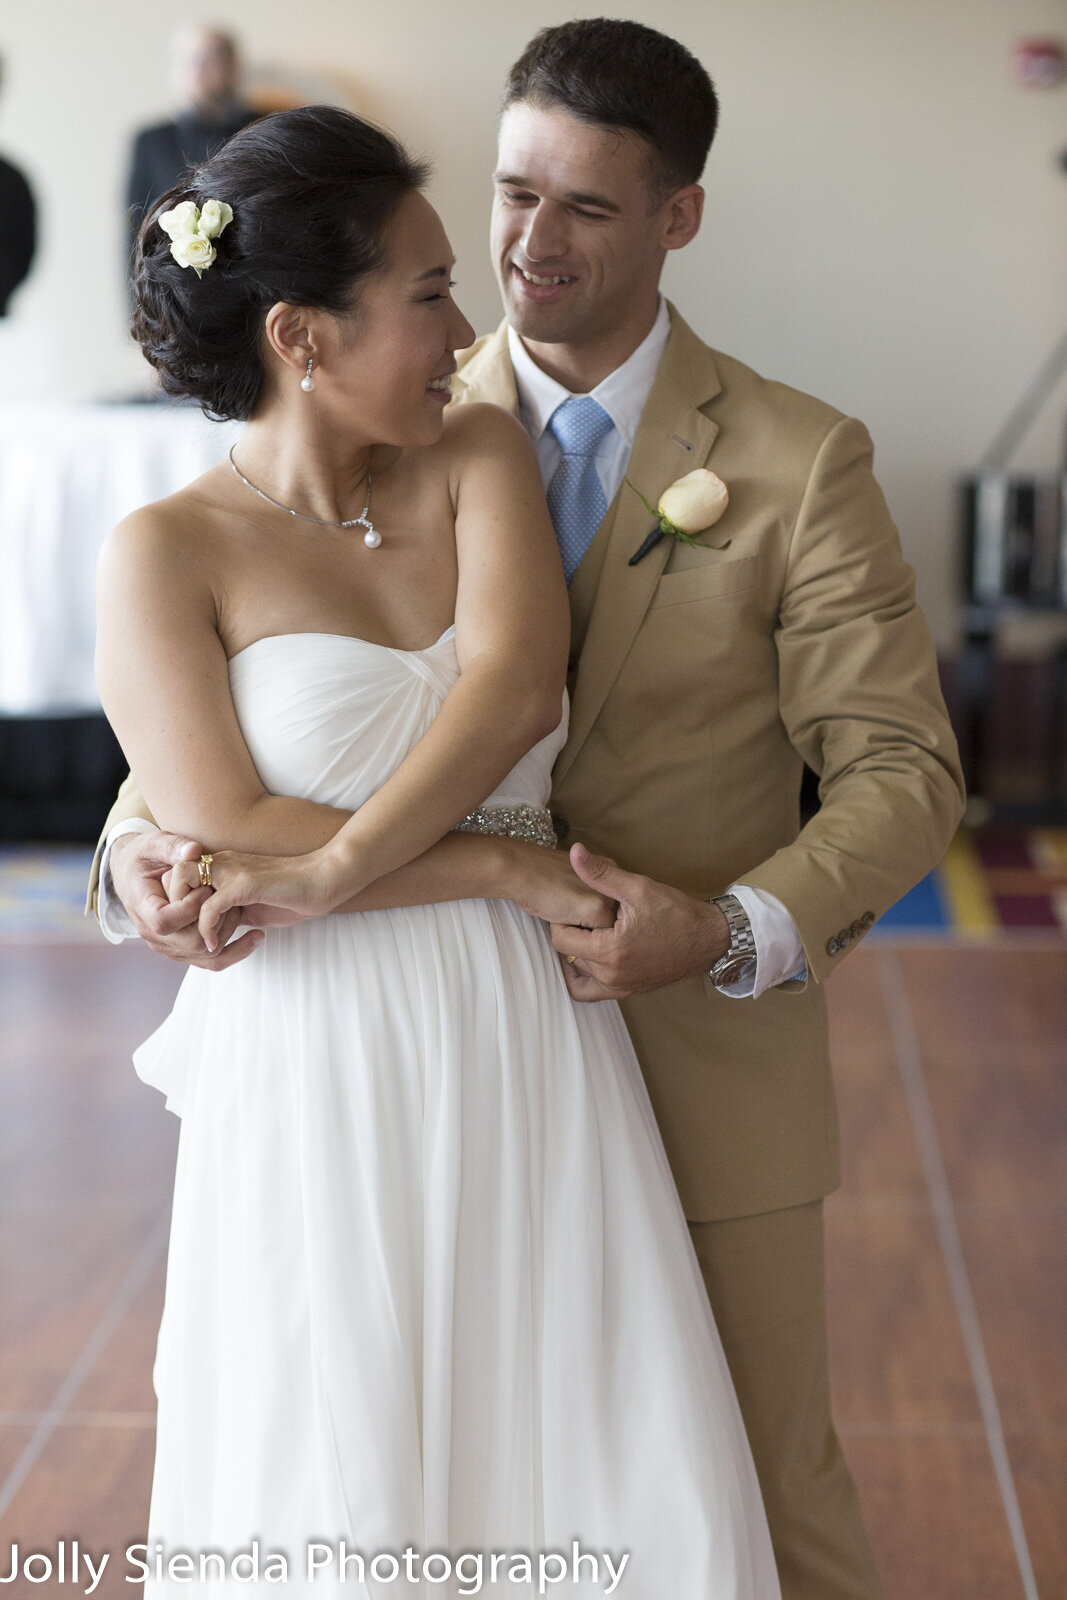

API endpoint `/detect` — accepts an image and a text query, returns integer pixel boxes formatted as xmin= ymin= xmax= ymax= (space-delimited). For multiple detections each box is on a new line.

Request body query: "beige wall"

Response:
xmin=2 ymin=0 xmax=1066 ymax=645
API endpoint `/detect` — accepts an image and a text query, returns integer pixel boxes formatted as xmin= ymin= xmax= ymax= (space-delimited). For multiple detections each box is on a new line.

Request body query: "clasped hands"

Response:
xmin=547 ymin=842 xmax=730 ymax=1000
xmin=109 ymin=830 xmax=729 ymax=998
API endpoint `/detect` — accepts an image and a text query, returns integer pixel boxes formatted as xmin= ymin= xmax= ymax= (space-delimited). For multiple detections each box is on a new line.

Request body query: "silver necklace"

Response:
xmin=228 ymin=444 xmax=382 ymax=549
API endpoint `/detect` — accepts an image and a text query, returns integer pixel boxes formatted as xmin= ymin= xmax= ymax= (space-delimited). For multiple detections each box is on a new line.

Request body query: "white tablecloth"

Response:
xmin=0 ymin=402 xmax=241 ymax=713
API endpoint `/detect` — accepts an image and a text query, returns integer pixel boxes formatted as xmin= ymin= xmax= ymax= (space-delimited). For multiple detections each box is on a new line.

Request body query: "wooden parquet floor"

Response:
xmin=0 ymin=939 xmax=1064 ymax=1597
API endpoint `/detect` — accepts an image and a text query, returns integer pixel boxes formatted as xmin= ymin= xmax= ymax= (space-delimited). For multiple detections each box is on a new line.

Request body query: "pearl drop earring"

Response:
xmin=300 ymin=358 xmax=315 ymax=393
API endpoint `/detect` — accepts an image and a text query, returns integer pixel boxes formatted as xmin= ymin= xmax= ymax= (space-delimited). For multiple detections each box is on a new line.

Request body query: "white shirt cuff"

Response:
xmin=717 ymin=882 xmax=807 ymax=998
xmin=98 ymin=818 xmax=160 ymax=943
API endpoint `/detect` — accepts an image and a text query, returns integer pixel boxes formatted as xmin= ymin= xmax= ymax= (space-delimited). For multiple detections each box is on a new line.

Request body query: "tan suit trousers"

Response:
xmin=688 ymin=1201 xmax=884 ymax=1600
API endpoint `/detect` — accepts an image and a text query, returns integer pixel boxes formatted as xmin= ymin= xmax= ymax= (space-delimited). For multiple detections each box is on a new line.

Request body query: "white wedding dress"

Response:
xmin=133 ymin=626 xmax=780 ymax=1598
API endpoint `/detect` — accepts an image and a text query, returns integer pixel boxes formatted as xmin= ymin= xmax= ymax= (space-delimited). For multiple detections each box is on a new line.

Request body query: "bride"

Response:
xmin=96 ymin=106 xmax=780 ymax=1598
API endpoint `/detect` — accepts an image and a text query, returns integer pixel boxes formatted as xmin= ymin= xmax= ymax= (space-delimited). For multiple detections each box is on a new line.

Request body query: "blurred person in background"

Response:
xmin=125 ymin=25 xmax=257 ymax=281
xmin=0 ymin=55 xmax=37 ymax=316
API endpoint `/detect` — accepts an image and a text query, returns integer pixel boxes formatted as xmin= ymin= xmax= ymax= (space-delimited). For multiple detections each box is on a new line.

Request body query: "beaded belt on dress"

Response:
xmin=451 ymin=803 xmax=558 ymax=850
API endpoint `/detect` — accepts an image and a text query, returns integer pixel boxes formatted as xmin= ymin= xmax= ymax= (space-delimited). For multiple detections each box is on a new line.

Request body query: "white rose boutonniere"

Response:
xmin=627 ymin=468 xmax=730 ymax=565
xmin=157 ymin=197 xmax=234 ymax=277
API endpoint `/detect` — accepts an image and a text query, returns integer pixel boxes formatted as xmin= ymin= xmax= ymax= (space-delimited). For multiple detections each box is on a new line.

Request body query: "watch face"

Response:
xmin=714 ymin=955 xmax=757 ymax=989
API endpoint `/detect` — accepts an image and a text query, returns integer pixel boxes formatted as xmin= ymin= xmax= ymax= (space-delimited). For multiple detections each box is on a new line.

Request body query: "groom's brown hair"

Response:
xmin=502 ymin=19 xmax=719 ymax=197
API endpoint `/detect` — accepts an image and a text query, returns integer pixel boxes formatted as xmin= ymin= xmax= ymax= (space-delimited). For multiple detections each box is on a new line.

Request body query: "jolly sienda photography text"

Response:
xmin=1 ymin=1540 xmax=631 ymax=1593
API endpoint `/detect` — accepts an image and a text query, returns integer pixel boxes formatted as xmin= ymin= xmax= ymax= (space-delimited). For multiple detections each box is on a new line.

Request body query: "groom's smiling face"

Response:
xmin=491 ymin=101 xmax=701 ymax=355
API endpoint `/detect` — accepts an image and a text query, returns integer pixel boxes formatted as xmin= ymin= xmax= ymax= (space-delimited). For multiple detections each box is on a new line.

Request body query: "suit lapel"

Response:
xmin=554 ymin=309 xmax=722 ymax=785
xmin=452 ymin=322 xmax=520 ymax=416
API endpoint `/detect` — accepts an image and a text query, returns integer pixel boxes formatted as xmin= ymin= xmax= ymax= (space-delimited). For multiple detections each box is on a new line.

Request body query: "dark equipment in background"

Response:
xmin=960 ymin=313 xmax=1067 ymax=814
xmin=0 ymin=55 xmax=37 ymax=316
xmin=0 ymin=716 xmax=128 ymax=843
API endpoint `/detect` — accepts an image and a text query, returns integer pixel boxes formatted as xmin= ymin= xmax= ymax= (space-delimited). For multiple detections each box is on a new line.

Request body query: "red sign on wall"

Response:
xmin=1011 ymin=37 xmax=1067 ymax=88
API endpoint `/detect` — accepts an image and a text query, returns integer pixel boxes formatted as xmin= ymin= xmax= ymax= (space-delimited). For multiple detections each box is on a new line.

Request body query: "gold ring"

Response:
xmin=197 ymin=853 xmax=214 ymax=888
xmin=566 ymin=954 xmax=577 ymax=965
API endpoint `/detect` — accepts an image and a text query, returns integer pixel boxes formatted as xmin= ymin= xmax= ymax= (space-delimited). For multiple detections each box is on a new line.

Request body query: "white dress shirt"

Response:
xmin=99 ymin=299 xmax=808 ymax=994
xmin=508 ymin=296 xmax=673 ymax=506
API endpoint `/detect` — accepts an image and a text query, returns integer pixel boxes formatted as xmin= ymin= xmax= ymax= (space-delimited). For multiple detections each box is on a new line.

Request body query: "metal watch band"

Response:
xmin=708 ymin=894 xmax=757 ymax=985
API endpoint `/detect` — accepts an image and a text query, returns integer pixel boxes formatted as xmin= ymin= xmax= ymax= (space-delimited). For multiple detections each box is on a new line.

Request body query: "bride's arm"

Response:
xmin=107 ymin=821 xmax=616 ymax=976
xmin=97 ymin=408 xmax=569 ymax=948
xmin=308 ymin=404 xmax=569 ymax=885
xmin=96 ymin=506 xmax=367 ymax=863
xmin=186 ymin=407 xmax=569 ymax=944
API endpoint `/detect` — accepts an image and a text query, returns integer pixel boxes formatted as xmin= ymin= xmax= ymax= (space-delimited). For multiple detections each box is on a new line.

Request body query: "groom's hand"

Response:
xmin=109 ymin=830 xmax=263 ymax=971
xmin=550 ymin=843 xmax=729 ymax=1002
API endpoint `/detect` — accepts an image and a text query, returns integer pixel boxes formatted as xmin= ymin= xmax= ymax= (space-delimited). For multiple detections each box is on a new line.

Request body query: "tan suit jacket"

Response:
xmin=88 ymin=303 xmax=964 ymax=1221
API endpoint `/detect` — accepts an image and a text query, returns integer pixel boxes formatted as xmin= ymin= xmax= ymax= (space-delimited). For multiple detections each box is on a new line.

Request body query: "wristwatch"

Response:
xmin=708 ymin=894 xmax=757 ymax=990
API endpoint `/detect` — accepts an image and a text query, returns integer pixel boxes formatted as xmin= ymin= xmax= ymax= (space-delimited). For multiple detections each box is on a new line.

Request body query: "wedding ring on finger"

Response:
xmin=566 ymin=954 xmax=578 ymax=966
xmin=197 ymin=853 xmax=214 ymax=889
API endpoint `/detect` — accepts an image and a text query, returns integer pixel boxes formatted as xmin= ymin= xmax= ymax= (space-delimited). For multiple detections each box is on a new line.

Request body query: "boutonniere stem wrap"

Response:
xmin=158 ymin=197 xmax=234 ymax=277
xmin=627 ymin=468 xmax=730 ymax=565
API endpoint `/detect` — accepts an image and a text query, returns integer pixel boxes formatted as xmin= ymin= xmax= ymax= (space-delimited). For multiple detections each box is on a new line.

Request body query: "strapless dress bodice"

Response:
xmin=226 ymin=625 xmax=569 ymax=816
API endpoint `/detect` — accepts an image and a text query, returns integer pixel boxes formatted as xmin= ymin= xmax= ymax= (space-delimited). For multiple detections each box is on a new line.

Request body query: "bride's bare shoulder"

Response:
xmin=434 ymin=401 xmax=539 ymax=493
xmin=441 ymin=400 xmax=535 ymax=459
xmin=99 ymin=462 xmax=232 ymax=575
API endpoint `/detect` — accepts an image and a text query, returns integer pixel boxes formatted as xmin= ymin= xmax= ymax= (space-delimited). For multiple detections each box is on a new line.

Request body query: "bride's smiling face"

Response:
xmin=276 ymin=190 xmax=475 ymax=447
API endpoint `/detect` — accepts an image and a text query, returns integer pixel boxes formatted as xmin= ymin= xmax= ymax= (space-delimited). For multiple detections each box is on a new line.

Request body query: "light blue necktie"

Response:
xmin=545 ymin=397 xmax=615 ymax=584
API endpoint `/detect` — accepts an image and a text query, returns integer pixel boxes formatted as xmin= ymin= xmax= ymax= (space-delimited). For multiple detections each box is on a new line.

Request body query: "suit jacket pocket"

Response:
xmin=650 ymin=552 xmax=760 ymax=607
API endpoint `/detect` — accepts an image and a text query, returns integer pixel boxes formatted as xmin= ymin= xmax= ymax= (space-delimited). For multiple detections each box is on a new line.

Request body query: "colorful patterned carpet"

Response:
xmin=870 ymin=829 xmax=1067 ymax=938
xmin=1 ymin=833 xmax=1066 ymax=943
xmin=0 ymin=846 xmax=99 ymax=941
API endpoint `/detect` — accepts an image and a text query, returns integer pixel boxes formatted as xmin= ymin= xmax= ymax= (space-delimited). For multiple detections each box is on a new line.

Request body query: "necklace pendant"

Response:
xmin=363 ymin=525 xmax=382 ymax=549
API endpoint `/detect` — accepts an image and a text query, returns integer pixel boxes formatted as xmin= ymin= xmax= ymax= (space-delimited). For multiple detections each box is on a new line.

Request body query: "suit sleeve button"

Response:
xmin=827 ymin=937 xmax=840 ymax=956
xmin=837 ymin=928 xmax=852 ymax=946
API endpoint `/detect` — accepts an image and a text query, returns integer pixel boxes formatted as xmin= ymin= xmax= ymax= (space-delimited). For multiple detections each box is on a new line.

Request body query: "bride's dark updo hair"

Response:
xmin=131 ymin=105 xmax=430 ymax=422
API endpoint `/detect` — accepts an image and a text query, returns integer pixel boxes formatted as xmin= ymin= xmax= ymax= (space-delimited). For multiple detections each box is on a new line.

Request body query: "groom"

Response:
xmin=90 ymin=20 xmax=963 ymax=1599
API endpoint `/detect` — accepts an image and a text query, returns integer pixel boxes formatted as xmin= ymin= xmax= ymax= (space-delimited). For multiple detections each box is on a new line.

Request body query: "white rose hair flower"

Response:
xmin=157 ymin=197 xmax=234 ymax=277
xmin=171 ymin=234 xmax=217 ymax=272
xmin=157 ymin=200 xmax=201 ymax=242
xmin=197 ymin=199 xmax=234 ymax=239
